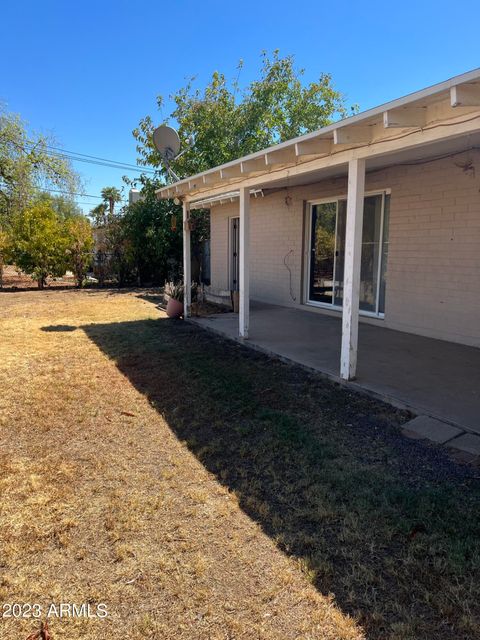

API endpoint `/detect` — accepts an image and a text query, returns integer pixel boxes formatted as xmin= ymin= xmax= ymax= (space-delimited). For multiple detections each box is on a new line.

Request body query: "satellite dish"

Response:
xmin=152 ymin=124 xmax=191 ymax=184
xmin=152 ymin=125 xmax=181 ymax=163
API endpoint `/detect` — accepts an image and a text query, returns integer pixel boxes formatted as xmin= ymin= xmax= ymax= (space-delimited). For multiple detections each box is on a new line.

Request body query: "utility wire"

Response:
xmin=38 ymin=187 xmax=128 ymax=205
xmin=41 ymin=187 xmax=103 ymax=199
xmin=48 ymin=151 xmax=157 ymax=173
xmin=1 ymin=132 xmax=159 ymax=174
xmin=33 ymin=143 xmax=157 ymax=173
xmin=23 ymin=144 xmax=157 ymax=174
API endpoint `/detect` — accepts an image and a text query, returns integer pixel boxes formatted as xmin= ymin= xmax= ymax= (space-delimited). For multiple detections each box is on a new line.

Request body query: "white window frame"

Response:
xmin=304 ymin=189 xmax=391 ymax=319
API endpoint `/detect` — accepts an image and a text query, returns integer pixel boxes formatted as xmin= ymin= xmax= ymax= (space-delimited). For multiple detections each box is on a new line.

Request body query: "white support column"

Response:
xmin=183 ymin=200 xmax=191 ymax=318
xmin=239 ymin=186 xmax=250 ymax=338
xmin=340 ymin=158 xmax=366 ymax=380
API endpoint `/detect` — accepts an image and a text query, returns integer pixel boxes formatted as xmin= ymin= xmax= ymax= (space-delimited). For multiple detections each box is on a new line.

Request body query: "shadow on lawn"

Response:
xmin=82 ymin=317 xmax=480 ymax=640
xmin=41 ymin=324 xmax=77 ymax=332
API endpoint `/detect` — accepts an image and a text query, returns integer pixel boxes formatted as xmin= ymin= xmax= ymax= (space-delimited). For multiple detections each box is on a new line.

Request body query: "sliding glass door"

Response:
xmin=307 ymin=193 xmax=390 ymax=316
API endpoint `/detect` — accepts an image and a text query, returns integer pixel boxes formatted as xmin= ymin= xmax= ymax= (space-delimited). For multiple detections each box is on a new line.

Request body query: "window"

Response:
xmin=307 ymin=193 xmax=390 ymax=316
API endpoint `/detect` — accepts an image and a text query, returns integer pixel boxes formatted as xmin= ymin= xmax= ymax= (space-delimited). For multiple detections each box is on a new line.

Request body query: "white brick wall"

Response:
xmin=208 ymin=150 xmax=480 ymax=347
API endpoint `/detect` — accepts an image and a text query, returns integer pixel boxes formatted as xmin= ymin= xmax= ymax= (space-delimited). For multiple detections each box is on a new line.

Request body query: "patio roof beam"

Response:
xmin=241 ymin=157 xmax=267 ymax=174
xmin=220 ymin=165 xmax=243 ymax=179
xmin=161 ymin=187 xmax=173 ymax=199
xmin=203 ymin=171 xmax=222 ymax=185
xmin=265 ymin=147 xmax=297 ymax=165
xmin=383 ymin=107 xmax=427 ymax=128
xmin=188 ymin=188 xmax=263 ymax=210
xmin=333 ymin=126 xmax=372 ymax=145
xmin=450 ymin=83 xmax=480 ymax=107
xmin=175 ymin=183 xmax=188 ymax=196
xmin=295 ymin=139 xmax=332 ymax=157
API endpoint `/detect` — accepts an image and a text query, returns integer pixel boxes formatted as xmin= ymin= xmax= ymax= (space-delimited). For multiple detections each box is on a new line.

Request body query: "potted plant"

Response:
xmin=164 ymin=281 xmax=184 ymax=318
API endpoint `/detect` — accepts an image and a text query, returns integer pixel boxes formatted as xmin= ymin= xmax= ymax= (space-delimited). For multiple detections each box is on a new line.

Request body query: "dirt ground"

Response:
xmin=0 ymin=289 xmax=479 ymax=640
xmin=1 ymin=265 xmax=77 ymax=290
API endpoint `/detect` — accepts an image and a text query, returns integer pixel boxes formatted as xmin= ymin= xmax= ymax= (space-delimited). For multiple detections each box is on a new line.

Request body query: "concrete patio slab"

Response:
xmin=191 ymin=302 xmax=480 ymax=435
xmin=402 ymin=416 xmax=463 ymax=443
xmin=447 ymin=433 xmax=480 ymax=456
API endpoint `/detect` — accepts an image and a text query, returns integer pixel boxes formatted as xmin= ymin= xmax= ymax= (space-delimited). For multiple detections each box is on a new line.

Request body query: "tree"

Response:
xmin=126 ymin=51 xmax=355 ymax=287
xmin=0 ymin=229 xmax=11 ymax=288
xmin=9 ymin=202 xmax=68 ymax=288
xmin=133 ymin=51 xmax=353 ymax=180
xmin=89 ymin=190 xmax=125 ymax=286
xmin=100 ymin=186 xmax=122 ymax=220
xmin=36 ymin=192 xmax=82 ymax=220
xmin=90 ymin=202 xmax=108 ymax=227
xmin=64 ymin=216 xmax=94 ymax=287
xmin=121 ymin=184 xmax=182 ymax=285
xmin=104 ymin=213 xmax=134 ymax=286
xmin=0 ymin=107 xmax=80 ymax=220
xmin=0 ymin=106 xmax=80 ymax=286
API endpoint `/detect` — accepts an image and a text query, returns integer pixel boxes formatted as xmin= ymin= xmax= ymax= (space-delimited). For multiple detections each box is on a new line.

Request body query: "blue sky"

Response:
xmin=1 ymin=0 xmax=479 ymax=214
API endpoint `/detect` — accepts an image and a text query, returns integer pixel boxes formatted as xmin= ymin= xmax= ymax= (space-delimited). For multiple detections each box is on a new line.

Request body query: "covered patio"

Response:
xmin=156 ymin=69 xmax=480 ymax=442
xmin=191 ymin=301 xmax=480 ymax=435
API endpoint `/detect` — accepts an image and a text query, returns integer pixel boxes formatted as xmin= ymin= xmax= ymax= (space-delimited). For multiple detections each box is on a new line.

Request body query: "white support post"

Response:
xmin=239 ymin=186 xmax=250 ymax=338
xmin=340 ymin=158 xmax=366 ymax=380
xmin=183 ymin=200 xmax=191 ymax=318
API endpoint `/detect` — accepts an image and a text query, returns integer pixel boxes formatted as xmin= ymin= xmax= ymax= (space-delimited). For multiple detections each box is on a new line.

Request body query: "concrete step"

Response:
xmin=402 ymin=415 xmax=462 ymax=444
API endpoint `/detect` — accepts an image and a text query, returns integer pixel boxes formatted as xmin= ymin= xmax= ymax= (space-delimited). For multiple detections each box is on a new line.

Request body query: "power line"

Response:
xmin=4 ymin=133 xmax=160 ymax=175
xmin=1 ymin=132 xmax=153 ymax=204
xmin=41 ymin=187 xmax=103 ymax=199
xmin=39 ymin=187 xmax=128 ymax=205
xmin=48 ymin=151 xmax=157 ymax=173
xmin=1 ymin=131 xmax=158 ymax=174
xmin=24 ymin=144 xmax=158 ymax=174
xmin=40 ymin=143 xmax=158 ymax=173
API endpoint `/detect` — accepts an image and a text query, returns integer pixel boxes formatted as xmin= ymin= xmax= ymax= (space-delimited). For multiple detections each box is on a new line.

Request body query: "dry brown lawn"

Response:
xmin=0 ymin=289 xmax=362 ymax=640
xmin=1 ymin=289 xmax=479 ymax=639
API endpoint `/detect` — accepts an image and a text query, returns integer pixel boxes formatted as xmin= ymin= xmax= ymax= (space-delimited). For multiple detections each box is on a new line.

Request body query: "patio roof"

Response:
xmin=171 ymin=68 xmax=480 ymax=385
xmin=156 ymin=68 xmax=480 ymax=203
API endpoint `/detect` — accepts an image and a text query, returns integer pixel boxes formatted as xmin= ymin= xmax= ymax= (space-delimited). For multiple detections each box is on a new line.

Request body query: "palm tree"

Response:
xmin=100 ymin=186 xmax=122 ymax=220
xmin=90 ymin=203 xmax=108 ymax=227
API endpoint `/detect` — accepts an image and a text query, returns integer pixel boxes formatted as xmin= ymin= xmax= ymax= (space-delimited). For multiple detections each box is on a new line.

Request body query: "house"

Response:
xmin=156 ymin=69 xmax=480 ymax=433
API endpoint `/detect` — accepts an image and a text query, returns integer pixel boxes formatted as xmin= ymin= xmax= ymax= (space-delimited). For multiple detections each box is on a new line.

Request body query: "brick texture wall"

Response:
xmin=208 ymin=150 xmax=480 ymax=347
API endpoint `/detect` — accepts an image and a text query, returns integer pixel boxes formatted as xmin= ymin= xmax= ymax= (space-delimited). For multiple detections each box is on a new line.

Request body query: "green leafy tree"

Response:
xmin=133 ymin=51 xmax=354 ymax=180
xmin=122 ymin=184 xmax=182 ymax=285
xmin=64 ymin=216 xmax=94 ymax=287
xmin=90 ymin=190 xmax=127 ymax=286
xmin=0 ymin=106 xmax=80 ymax=286
xmin=126 ymin=51 xmax=355 ymax=287
xmin=0 ymin=107 xmax=80 ymax=219
xmin=90 ymin=202 xmax=108 ymax=227
xmin=36 ymin=192 xmax=82 ymax=220
xmin=107 ymin=216 xmax=133 ymax=286
xmin=91 ymin=225 xmax=108 ymax=286
xmin=9 ymin=202 xmax=69 ymax=288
